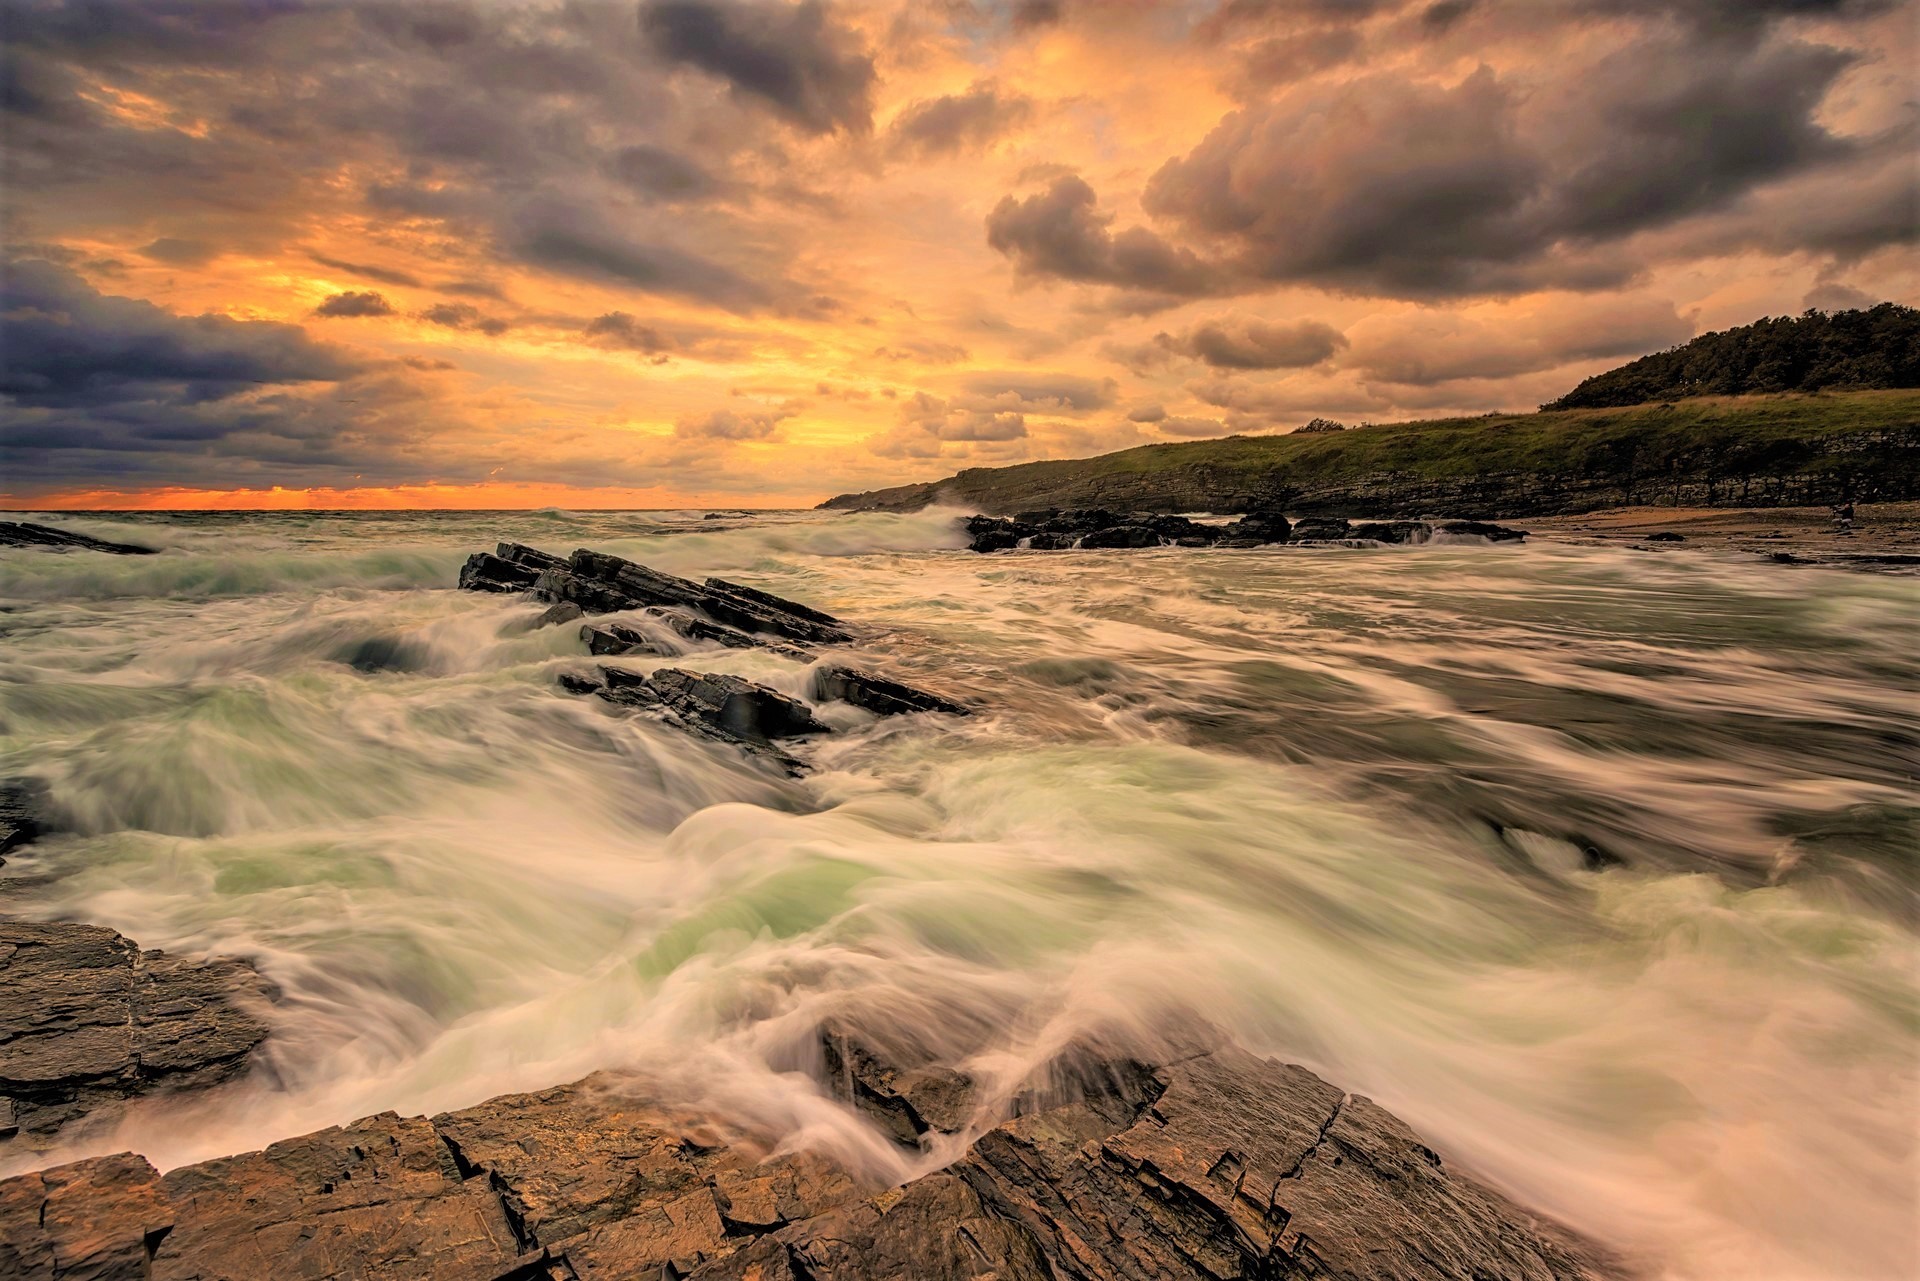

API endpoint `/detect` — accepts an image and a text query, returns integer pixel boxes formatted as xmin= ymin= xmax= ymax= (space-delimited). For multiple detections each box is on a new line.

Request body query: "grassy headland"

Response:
xmin=821 ymin=389 xmax=1920 ymax=519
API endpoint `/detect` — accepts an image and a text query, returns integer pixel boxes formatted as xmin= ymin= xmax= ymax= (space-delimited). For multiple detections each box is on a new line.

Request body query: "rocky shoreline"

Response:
xmin=0 ymin=1024 xmax=1625 ymax=1281
xmin=0 ymin=529 xmax=1633 ymax=1279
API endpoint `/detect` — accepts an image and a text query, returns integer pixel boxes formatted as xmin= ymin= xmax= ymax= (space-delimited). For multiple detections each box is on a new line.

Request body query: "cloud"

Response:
xmin=955 ymin=370 xmax=1116 ymax=410
xmin=1167 ymin=315 xmax=1349 ymax=369
xmin=1339 ymin=296 xmax=1691 ymax=385
xmin=313 ymin=291 xmax=396 ymax=318
xmin=308 ymin=253 xmax=425 ymax=289
xmin=673 ymin=404 xmax=796 ymax=439
xmin=986 ymin=173 xmax=1224 ymax=297
xmin=141 ymin=237 xmax=219 ymax=265
xmin=583 ymin=312 xmax=674 ymax=353
xmin=511 ymin=205 xmax=773 ymax=310
xmin=419 ymin=302 xmax=511 ymax=335
xmin=640 ymin=0 xmax=876 ymax=135
xmin=606 ymin=144 xmax=725 ymax=202
xmin=3 ymin=260 xmax=359 ymax=409
xmin=1127 ymin=403 xmax=1167 ymax=422
xmin=888 ymin=81 xmax=1033 ymax=157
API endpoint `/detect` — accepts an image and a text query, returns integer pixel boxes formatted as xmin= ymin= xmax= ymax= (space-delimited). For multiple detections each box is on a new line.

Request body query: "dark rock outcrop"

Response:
xmin=0 ymin=922 xmax=271 ymax=1145
xmin=959 ymin=508 xmax=1528 ymax=553
xmin=0 ymin=780 xmax=51 ymax=860
xmin=565 ymin=665 xmax=826 ymax=774
xmin=556 ymin=553 xmax=852 ymax=645
xmin=814 ymin=667 xmax=969 ymax=718
xmin=0 ymin=521 xmax=157 ymax=555
xmin=1289 ymin=516 xmax=1351 ymax=542
xmin=0 ymin=1036 xmax=1622 ymax=1281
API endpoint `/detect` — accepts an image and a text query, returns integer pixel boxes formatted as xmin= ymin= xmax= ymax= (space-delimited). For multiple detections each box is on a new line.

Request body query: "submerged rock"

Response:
xmin=814 ymin=667 xmax=969 ymax=718
xmin=0 ymin=1035 xmax=1622 ymax=1281
xmin=0 ymin=521 xmax=157 ymax=555
xmin=0 ymin=921 xmax=271 ymax=1145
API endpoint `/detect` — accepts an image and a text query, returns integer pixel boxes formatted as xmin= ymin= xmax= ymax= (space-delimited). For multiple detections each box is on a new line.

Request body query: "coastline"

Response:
xmin=1519 ymin=501 xmax=1920 ymax=567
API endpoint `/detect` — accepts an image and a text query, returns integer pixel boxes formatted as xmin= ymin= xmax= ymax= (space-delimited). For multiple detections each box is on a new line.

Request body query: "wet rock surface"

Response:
xmin=0 ymin=1036 xmax=1623 ymax=1281
xmin=0 ymin=520 xmax=157 ymax=555
xmin=813 ymin=666 xmax=969 ymax=718
xmin=961 ymin=509 xmax=1524 ymax=553
xmin=0 ymin=922 xmax=272 ymax=1147
xmin=0 ymin=779 xmax=51 ymax=860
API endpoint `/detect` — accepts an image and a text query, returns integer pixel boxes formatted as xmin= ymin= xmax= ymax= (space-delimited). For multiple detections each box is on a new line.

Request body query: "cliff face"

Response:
xmin=821 ymin=391 xmax=1920 ymax=518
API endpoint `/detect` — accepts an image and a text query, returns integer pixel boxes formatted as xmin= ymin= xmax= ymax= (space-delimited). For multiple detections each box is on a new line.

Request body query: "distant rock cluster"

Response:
xmin=459 ymin=542 xmax=969 ymax=774
xmin=0 ymin=520 xmax=155 ymax=555
xmin=960 ymin=508 xmax=1528 ymax=553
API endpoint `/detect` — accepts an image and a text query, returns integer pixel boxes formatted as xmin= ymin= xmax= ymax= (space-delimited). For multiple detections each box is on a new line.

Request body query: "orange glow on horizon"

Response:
xmin=4 ymin=482 xmax=826 ymax=512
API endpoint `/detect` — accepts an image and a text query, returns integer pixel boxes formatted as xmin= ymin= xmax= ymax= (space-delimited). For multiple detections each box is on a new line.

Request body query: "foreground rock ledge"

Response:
xmin=0 ymin=921 xmax=273 ymax=1150
xmin=0 ymin=1038 xmax=1625 ymax=1281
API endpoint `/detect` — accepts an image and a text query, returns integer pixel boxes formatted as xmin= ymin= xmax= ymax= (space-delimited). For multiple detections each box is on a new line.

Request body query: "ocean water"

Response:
xmin=1 ymin=508 xmax=1914 ymax=1280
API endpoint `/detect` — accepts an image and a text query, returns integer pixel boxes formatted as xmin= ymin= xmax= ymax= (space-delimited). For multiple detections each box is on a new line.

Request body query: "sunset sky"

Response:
xmin=3 ymin=0 xmax=1916 ymax=509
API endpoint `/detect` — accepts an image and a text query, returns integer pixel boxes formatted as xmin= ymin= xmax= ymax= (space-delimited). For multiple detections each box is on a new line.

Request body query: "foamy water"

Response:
xmin=2 ymin=508 xmax=1915 ymax=1280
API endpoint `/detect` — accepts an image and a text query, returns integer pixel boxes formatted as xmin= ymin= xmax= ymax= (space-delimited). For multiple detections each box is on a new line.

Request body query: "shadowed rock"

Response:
xmin=0 ymin=521 xmax=157 ymax=555
xmin=563 ymin=665 xmax=827 ymax=775
xmin=0 ymin=1151 xmax=173 ymax=1281
xmin=0 ymin=780 xmax=51 ymax=860
xmin=814 ymin=667 xmax=968 ymax=718
xmin=0 ymin=922 xmax=271 ymax=1147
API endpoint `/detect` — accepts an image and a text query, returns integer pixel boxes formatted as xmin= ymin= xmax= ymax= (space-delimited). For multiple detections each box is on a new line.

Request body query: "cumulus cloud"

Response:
xmin=888 ymin=82 xmax=1033 ymax=157
xmin=583 ymin=312 xmax=674 ymax=353
xmin=313 ymin=291 xmax=396 ymax=318
xmin=955 ymin=370 xmax=1116 ymax=410
xmin=986 ymin=174 xmax=1223 ymax=296
xmin=640 ymin=0 xmax=876 ymax=135
xmin=1341 ymin=297 xmax=1691 ymax=385
xmin=673 ymin=404 xmax=796 ymax=439
xmin=1157 ymin=415 xmax=1232 ymax=437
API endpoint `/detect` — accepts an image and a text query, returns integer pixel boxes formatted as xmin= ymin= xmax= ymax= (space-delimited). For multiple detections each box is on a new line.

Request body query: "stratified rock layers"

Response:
xmin=0 ymin=1037 xmax=1623 ymax=1281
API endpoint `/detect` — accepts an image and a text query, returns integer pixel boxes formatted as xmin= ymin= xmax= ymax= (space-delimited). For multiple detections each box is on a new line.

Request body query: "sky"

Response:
xmin=2 ymin=0 xmax=1916 ymax=510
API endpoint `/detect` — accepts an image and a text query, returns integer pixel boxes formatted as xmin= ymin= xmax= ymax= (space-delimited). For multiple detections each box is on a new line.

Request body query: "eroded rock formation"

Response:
xmin=0 ymin=1033 xmax=1625 ymax=1281
xmin=0 ymin=521 xmax=158 ymax=555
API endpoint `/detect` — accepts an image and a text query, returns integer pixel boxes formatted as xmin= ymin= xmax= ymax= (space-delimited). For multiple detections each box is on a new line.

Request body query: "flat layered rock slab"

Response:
xmin=0 ymin=921 xmax=272 ymax=1146
xmin=0 ymin=521 xmax=157 ymax=555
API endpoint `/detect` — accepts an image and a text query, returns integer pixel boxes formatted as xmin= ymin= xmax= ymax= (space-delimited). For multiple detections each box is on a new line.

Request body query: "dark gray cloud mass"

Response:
xmin=4 ymin=259 xmax=358 ymax=408
xmin=313 ymin=290 xmax=396 ymax=317
xmin=992 ymin=3 xmax=1906 ymax=301
xmin=640 ymin=0 xmax=877 ymax=135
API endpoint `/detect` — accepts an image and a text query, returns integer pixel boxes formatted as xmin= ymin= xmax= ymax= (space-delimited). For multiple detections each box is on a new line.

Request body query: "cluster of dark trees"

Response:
xmin=1543 ymin=303 xmax=1920 ymax=410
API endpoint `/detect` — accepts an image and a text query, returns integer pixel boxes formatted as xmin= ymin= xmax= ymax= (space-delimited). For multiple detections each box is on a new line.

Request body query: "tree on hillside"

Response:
xmin=1542 ymin=303 xmax=1920 ymax=410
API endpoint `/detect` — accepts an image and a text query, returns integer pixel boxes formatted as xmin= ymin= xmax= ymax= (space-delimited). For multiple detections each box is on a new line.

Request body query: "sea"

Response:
xmin=1 ymin=508 xmax=1914 ymax=1280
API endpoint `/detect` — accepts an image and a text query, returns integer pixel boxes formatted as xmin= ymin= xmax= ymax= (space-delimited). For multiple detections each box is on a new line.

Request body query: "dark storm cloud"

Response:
xmin=985 ymin=174 xmax=1223 ymax=296
xmin=313 ymin=290 xmax=396 ymax=317
xmin=995 ymin=3 xmax=1890 ymax=302
xmin=888 ymin=82 xmax=1033 ymax=157
xmin=639 ymin=0 xmax=876 ymax=135
xmin=606 ymin=145 xmax=725 ymax=202
xmin=2 ymin=259 xmax=358 ymax=409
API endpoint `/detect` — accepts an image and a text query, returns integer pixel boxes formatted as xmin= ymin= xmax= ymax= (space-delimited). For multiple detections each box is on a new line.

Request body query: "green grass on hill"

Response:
xmin=825 ymin=390 xmax=1920 ymax=515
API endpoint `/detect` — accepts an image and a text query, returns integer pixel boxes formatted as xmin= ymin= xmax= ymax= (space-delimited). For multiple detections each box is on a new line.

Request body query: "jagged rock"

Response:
xmin=459 ymin=552 xmax=544 ymax=593
xmin=1215 ymin=510 xmax=1291 ymax=544
xmin=0 ymin=521 xmax=156 ymax=555
xmin=705 ymin=579 xmax=844 ymax=630
xmin=1290 ymin=516 xmax=1351 ymax=541
xmin=1644 ymin=531 xmax=1685 ymax=542
xmin=948 ymin=1044 xmax=1614 ymax=1281
xmin=1078 ymin=524 xmax=1163 ymax=550
xmin=563 ymin=666 xmax=826 ymax=774
xmin=0 ymin=779 xmax=50 ymax=859
xmin=534 ymin=601 xmax=584 ymax=628
xmin=1348 ymin=520 xmax=1431 ymax=544
xmin=813 ymin=667 xmax=968 ymax=718
xmin=0 ymin=921 xmax=271 ymax=1143
xmin=553 ymin=552 xmax=852 ymax=645
xmin=0 ymin=1152 xmax=173 ymax=1281
xmin=0 ymin=1039 xmax=1623 ymax=1281
xmin=1435 ymin=519 xmax=1528 ymax=542
xmin=581 ymin=622 xmax=665 ymax=658
xmin=646 ymin=668 xmax=828 ymax=743
xmin=152 ymin=1110 xmax=531 ymax=1281
xmin=821 ymin=1028 xmax=976 ymax=1146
